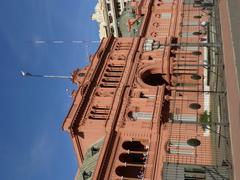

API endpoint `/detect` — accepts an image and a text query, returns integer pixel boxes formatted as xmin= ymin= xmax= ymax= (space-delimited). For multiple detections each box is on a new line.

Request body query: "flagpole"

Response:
xmin=21 ymin=71 xmax=72 ymax=79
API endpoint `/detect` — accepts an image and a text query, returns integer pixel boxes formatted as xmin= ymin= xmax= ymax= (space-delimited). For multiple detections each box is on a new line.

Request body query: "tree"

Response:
xmin=199 ymin=110 xmax=211 ymax=130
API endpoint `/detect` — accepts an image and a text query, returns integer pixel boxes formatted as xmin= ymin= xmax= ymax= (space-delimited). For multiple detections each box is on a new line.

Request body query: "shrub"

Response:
xmin=199 ymin=110 xmax=211 ymax=130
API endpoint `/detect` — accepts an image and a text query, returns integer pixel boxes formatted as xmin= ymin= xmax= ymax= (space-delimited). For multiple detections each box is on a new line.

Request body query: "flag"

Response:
xmin=21 ymin=71 xmax=32 ymax=77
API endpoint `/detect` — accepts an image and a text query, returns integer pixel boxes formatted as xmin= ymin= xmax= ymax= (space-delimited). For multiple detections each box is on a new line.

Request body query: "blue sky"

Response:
xmin=0 ymin=0 xmax=99 ymax=179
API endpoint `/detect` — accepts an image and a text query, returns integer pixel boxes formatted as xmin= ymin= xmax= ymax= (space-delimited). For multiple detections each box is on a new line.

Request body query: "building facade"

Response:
xmin=92 ymin=0 xmax=130 ymax=38
xmin=64 ymin=0 xmax=234 ymax=179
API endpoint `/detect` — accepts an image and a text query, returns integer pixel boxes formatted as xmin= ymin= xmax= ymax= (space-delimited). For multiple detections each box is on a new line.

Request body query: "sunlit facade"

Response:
xmin=92 ymin=0 xmax=130 ymax=38
xmin=64 ymin=0 xmax=237 ymax=179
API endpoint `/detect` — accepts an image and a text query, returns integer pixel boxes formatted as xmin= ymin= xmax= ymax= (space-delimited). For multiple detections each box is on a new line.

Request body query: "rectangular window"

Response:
xmin=100 ymin=82 xmax=118 ymax=88
xmin=162 ymin=0 xmax=173 ymax=2
xmin=173 ymin=114 xmax=197 ymax=122
xmin=108 ymin=15 xmax=113 ymax=23
xmin=107 ymin=66 xmax=124 ymax=72
xmin=162 ymin=163 xmax=227 ymax=180
xmin=161 ymin=13 xmax=172 ymax=19
xmin=181 ymin=32 xmax=194 ymax=38
xmin=184 ymin=166 xmax=206 ymax=180
xmin=176 ymin=83 xmax=197 ymax=87
xmin=184 ymin=176 xmax=205 ymax=180
xmin=103 ymin=77 xmax=120 ymax=83
xmin=181 ymin=46 xmax=199 ymax=51
xmin=169 ymin=149 xmax=194 ymax=155
xmin=105 ymin=72 xmax=122 ymax=77
xmin=107 ymin=3 xmax=111 ymax=11
xmin=170 ymin=140 xmax=194 ymax=148
xmin=140 ymin=93 xmax=156 ymax=99
xmin=89 ymin=106 xmax=110 ymax=120
xmin=116 ymin=2 xmax=121 ymax=17
xmin=183 ymin=0 xmax=195 ymax=4
xmin=182 ymin=21 xmax=199 ymax=26
xmin=184 ymin=167 xmax=206 ymax=173
xmin=132 ymin=112 xmax=153 ymax=121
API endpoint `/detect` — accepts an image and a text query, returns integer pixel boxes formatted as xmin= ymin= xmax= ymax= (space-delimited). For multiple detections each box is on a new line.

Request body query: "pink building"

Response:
xmin=63 ymin=0 xmax=232 ymax=179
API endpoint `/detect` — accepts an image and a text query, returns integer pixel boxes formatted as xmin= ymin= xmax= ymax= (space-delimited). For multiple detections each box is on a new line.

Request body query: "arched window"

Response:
xmin=141 ymin=69 xmax=168 ymax=86
xmin=91 ymin=146 xmax=100 ymax=156
xmin=116 ymin=166 xmax=144 ymax=179
xmin=148 ymin=56 xmax=153 ymax=60
xmin=82 ymin=171 xmax=92 ymax=180
xmin=110 ymin=26 xmax=114 ymax=34
xmin=108 ymin=15 xmax=113 ymax=23
xmin=122 ymin=141 xmax=147 ymax=152
xmin=119 ymin=153 xmax=146 ymax=164
xmin=78 ymin=73 xmax=85 ymax=77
